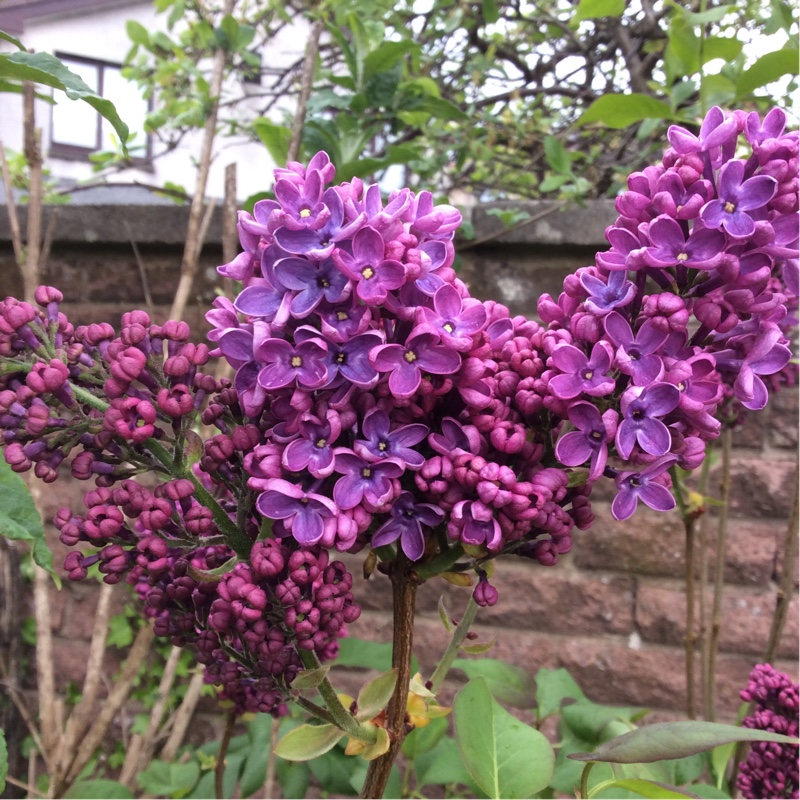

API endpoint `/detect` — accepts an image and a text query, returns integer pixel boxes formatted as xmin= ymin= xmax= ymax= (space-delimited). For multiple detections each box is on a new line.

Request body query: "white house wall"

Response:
xmin=0 ymin=2 xmax=307 ymax=200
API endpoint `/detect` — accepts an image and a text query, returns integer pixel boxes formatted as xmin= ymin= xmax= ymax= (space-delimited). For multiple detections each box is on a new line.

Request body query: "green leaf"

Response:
xmin=416 ymin=95 xmax=468 ymax=121
xmin=453 ymin=658 xmax=536 ymax=709
xmin=576 ymin=93 xmax=676 ymax=129
xmin=711 ymin=741 xmax=735 ymax=789
xmin=573 ymin=0 xmax=625 ymax=23
xmin=459 ymin=639 xmax=495 ymax=655
xmin=0 ymin=729 xmax=7 ymax=794
xmin=686 ymin=784 xmax=731 ymax=799
xmin=703 ymin=36 xmax=743 ymax=64
xmin=126 ymin=20 xmax=151 ymax=47
xmin=589 ymin=778 xmax=698 ymax=799
xmin=308 ymin=744 xmax=362 ymax=795
xmin=356 ymin=668 xmax=398 ymax=721
xmin=252 ymin=118 xmax=291 ymax=165
xmin=561 ymin=702 xmax=646 ymax=743
xmin=539 ymin=174 xmax=571 ymax=193
xmin=667 ymin=15 xmax=699 ymax=76
xmin=0 ymin=52 xmax=129 ymax=146
xmin=736 ymin=48 xmax=800 ymax=97
xmin=219 ymin=14 xmax=240 ymax=49
xmin=482 ymin=0 xmax=500 ymax=24
xmin=543 ymin=135 xmax=571 ymax=175
xmin=291 ymin=665 xmax=331 ymax=690
xmin=65 ymin=780 xmax=134 ymax=799
xmin=414 ymin=735 xmax=473 ymax=787
xmin=277 ymin=761 xmax=310 ymax=799
xmin=335 ymin=637 xmax=418 ymax=674
xmin=402 ymin=716 xmax=449 ymax=760
xmin=136 ymin=760 xmax=200 ymax=798
xmin=0 ymin=31 xmax=25 ymax=50
xmin=454 ymin=677 xmax=555 ymax=798
xmin=274 ymin=724 xmax=345 ymax=762
xmin=106 ymin=614 xmax=134 ymax=649
xmin=363 ymin=41 xmax=415 ymax=77
xmin=535 ymin=667 xmax=588 ymax=719
xmin=568 ymin=720 xmax=800 ymax=763
xmin=682 ymin=4 xmax=736 ymax=25
xmin=0 ymin=458 xmax=57 ymax=582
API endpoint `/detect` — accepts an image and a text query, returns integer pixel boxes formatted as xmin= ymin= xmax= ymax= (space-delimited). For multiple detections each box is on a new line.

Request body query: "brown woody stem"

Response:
xmin=361 ymin=556 xmax=418 ymax=799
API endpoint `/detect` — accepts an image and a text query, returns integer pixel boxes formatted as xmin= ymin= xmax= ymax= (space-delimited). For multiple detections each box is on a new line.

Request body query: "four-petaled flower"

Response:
xmin=580 ymin=269 xmax=637 ymax=315
xmin=549 ymin=341 xmax=615 ymax=400
xmin=332 ymin=226 xmax=406 ymax=304
xmin=616 ymin=383 xmax=681 ymax=459
xmin=604 ymin=313 xmax=668 ymax=386
xmin=370 ymin=332 xmax=461 ymax=398
xmin=354 ymin=408 xmax=429 ymax=469
xmin=332 ymin=451 xmax=405 ymax=510
xmin=417 ymin=283 xmax=487 ymax=351
xmin=701 ymin=159 xmax=777 ymax=238
xmin=371 ymin=492 xmax=445 ymax=561
xmin=256 ymin=479 xmax=336 ymax=545
xmin=555 ymin=402 xmax=618 ymax=480
xmin=612 ymin=456 xmax=678 ymax=521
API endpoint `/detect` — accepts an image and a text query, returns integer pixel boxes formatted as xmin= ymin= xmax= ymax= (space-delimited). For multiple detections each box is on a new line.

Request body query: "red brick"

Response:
xmin=726 ymin=458 xmax=795 ymax=519
xmin=768 ymin=388 xmax=799 ymax=450
xmin=636 ymin=582 xmax=799 ymax=658
xmin=573 ymin=507 xmax=780 ymax=584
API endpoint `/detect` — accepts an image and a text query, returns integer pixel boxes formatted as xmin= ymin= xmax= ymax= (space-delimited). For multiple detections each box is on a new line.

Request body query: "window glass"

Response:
xmin=101 ymin=66 xmax=149 ymax=150
xmin=51 ymin=58 xmax=99 ymax=149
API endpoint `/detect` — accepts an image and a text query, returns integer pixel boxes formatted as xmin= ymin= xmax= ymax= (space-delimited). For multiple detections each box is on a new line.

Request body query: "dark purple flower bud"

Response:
xmin=473 ymin=573 xmax=498 ymax=607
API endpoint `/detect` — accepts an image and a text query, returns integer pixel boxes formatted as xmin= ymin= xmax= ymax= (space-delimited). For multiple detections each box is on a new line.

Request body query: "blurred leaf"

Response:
xmin=535 ymin=667 xmax=588 ymax=719
xmin=454 ymin=677 xmax=554 ymax=798
xmin=126 ymin=20 xmax=151 ymax=47
xmin=0 ymin=457 xmax=58 ymax=583
xmin=703 ymin=36 xmax=743 ymax=64
xmin=453 ymin=658 xmax=536 ymax=709
xmin=136 ymin=760 xmax=200 ymax=798
xmin=561 ymin=702 xmax=646 ymax=743
xmin=573 ymin=0 xmax=625 ymax=23
xmin=569 ymin=721 xmax=800 ymax=763
xmin=711 ymin=741 xmax=735 ymax=789
xmin=277 ymin=760 xmax=310 ymax=799
xmin=291 ymin=666 xmax=331 ymax=690
xmin=65 ymin=780 xmax=134 ymax=799
xmin=252 ymin=118 xmax=291 ymax=165
xmin=736 ymin=48 xmax=800 ymax=97
xmin=0 ymin=51 xmax=129 ymax=146
xmin=0 ymin=30 xmax=25 ymax=50
xmin=107 ymin=614 xmax=134 ymax=649
xmin=363 ymin=40 xmax=416 ymax=76
xmin=402 ymin=716 xmax=449 ymax=759
xmin=335 ymin=637 xmax=418 ymax=674
xmin=0 ymin=729 xmax=6 ymax=794
xmin=577 ymin=93 xmax=676 ymax=128
xmin=544 ymin=135 xmax=571 ymax=174
xmin=682 ymin=5 xmax=736 ymax=25
xmin=588 ymin=778 xmax=699 ymax=799
xmin=482 ymin=0 xmax=500 ymax=24
xmin=414 ymin=734 xmax=473 ymax=787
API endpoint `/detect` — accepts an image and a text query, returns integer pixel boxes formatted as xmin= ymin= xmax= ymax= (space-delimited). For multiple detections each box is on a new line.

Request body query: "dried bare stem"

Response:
xmin=0 ymin=141 xmax=24 ymax=263
xmin=287 ymin=18 xmax=324 ymax=163
xmin=125 ymin=221 xmax=155 ymax=316
xmin=169 ymin=0 xmax=237 ymax=322
xmin=160 ymin=667 xmax=206 ymax=761
xmin=53 ymin=622 xmax=157 ymax=796
xmin=707 ymin=428 xmax=732 ymax=721
xmin=262 ymin=716 xmax=281 ymax=799
xmin=764 ymin=460 xmax=799 ymax=663
xmin=215 ymin=708 xmax=236 ymax=799
xmin=33 ymin=563 xmax=58 ymax=760
xmin=22 ymin=82 xmax=42 ymax=304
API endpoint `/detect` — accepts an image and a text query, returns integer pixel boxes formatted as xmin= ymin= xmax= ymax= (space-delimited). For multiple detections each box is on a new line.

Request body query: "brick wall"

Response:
xmin=1 ymin=201 xmax=796 ymax=722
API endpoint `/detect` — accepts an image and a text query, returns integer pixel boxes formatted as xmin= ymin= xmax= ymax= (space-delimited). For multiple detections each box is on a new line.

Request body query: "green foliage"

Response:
xmin=454 ymin=676 xmax=555 ymax=798
xmin=137 ymin=759 xmax=201 ymax=798
xmin=452 ymin=657 xmax=536 ymax=708
xmin=274 ymin=724 xmax=345 ymax=762
xmin=0 ymin=728 xmax=7 ymax=795
xmin=64 ymin=779 xmax=134 ymax=798
xmin=0 ymin=455 xmax=58 ymax=583
xmin=0 ymin=46 xmax=128 ymax=148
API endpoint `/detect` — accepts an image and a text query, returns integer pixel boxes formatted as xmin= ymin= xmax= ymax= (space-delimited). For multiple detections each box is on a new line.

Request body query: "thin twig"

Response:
xmin=695 ymin=450 xmax=713 ymax=720
xmin=707 ymin=428 xmax=732 ymax=722
xmin=54 ymin=622 xmax=156 ymax=795
xmin=430 ymin=596 xmax=480 ymax=694
xmin=0 ymin=681 xmax=47 ymax=769
xmin=22 ymin=82 xmax=42 ymax=303
xmin=6 ymin=773 xmax=44 ymax=798
xmin=27 ymin=746 xmax=37 ymax=799
xmin=764 ymin=460 xmax=799 ymax=663
xmin=262 ymin=716 xmax=281 ymax=800
xmin=125 ymin=221 xmax=155 ymax=316
xmin=0 ymin=140 xmax=24 ymax=263
xmin=160 ymin=667 xmax=206 ymax=761
xmin=286 ymin=18 xmax=324 ymax=163
xmin=38 ymin=208 xmax=59 ymax=275
xmin=55 ymin=581 xmax=115 ymax=783
xmin=33 ymin=563 xmax=58 ymax=760
xmin=215 ymin=708 xmax=236 ymax=800
xmin=169 ymin=0 xmax=237 ymax=322
xmin=456 ymin=200 xmax=569 ymax=251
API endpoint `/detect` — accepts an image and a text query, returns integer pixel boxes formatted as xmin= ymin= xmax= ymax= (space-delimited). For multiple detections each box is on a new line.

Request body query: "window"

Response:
xmin=50 ymin=54 xmax=151 ymax=162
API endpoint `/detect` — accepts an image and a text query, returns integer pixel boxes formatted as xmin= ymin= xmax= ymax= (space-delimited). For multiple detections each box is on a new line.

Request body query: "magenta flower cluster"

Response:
xmin=540 ymin=105 xmax=796 ymax=519
xmin=0 ymin=107 xmax=796 ymax=715
xmin=737 ymin=664 xmax=799 ymax=799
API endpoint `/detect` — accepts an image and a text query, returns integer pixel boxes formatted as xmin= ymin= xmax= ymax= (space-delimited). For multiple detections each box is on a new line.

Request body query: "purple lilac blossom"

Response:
xmin=371 ymin=492 xmax=445 ymax=560
xmin=612 ymin=456 xmax=678 ymax=521
xmin=616 ymin=383 xmax=681 ymax=459
xmin=549 ymin=341 xmax=615 ymax=399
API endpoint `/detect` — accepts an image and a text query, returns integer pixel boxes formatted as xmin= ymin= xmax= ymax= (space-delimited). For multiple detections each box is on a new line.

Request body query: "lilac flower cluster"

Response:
xmin=209 ymin=151 xmax=595 ymax=596
xmin=539 ymin=106 xmax=797 ymax=519
xmin=0 ymin=292 xmax=360 ymax=714
xmin=737 ymin=664 xmax=799 ymax=799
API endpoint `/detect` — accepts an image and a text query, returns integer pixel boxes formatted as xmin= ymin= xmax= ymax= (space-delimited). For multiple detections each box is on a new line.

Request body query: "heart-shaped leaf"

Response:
xmin=568 ymin=720 xmax=800 ymax=763
xmin=274 ymin=723 xmax=344 ymax=762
